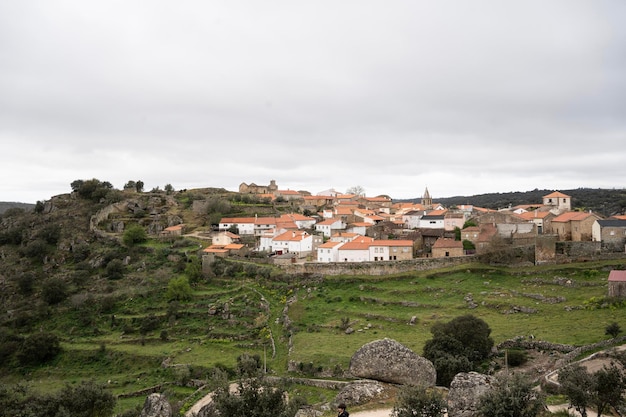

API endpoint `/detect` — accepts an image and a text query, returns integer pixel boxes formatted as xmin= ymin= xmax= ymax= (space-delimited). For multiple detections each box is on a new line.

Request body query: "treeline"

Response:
xmin=417 ymin=188 xmax=626 ymax=217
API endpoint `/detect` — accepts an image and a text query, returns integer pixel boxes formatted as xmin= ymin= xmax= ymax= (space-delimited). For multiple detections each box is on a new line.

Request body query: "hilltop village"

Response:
xmin=187 ymin=180 xmax=626 ymax=265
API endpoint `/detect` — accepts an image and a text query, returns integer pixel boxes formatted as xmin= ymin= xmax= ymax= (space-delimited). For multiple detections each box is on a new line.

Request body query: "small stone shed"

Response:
xmin=608 ymin=270 xmax=626 ymax=298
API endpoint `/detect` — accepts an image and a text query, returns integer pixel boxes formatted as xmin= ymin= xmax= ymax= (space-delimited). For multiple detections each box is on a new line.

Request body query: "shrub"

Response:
xmin=17 ymin=332 xmax=62 ymax=366
xmin=478 ymin=373 xmax=544 ymax=417
xmin=391 ymin=384 xmax=446 ymax=417
xmin=122 ymin=224 xmax=147 ymax=246
xmin=22 ymin=238 xmax=50 ymax=260
xmin=605 ymin=322 xmax=621 ymax=338
xmin=166 ymin=276 xmax=192 ymax=301
xmin=105 ymin=259 xmax=125 ymax=280
xmin=41 ymin=277 xmax=69 ymax=305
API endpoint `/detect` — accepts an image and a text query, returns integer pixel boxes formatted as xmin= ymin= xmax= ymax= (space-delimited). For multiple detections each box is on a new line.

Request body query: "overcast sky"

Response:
xmin=1 ymin=1 xmax=625 ymax=204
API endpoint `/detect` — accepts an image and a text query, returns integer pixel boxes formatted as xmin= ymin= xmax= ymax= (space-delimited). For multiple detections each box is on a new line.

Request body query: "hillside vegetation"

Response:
xmin=419 ymin=187 xmax=626 ymax=217
xmin=2 ymin=182 xmax=626 ymax=416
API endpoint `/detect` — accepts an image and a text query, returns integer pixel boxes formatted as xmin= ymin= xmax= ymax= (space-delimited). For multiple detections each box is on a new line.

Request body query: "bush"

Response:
xmin=391 ymin=384 xmax=446 ymax=417
xmin=605 ymin=322 xmax=621 ymax=338
xmin=105 ymin=259 xmax=125 ymax=280
xmin=478 ymin=373 xmax=544 ymax=417
xmin=122 ymin=224 xmax=147 ymax=246
xmin=17 ymin=332 xmax=62 ymax=366
xmin=166 ymin=276 xmax=192 ymax=301
xmin=22 ymin=238 xmax=50 ymax=260
xmin=41 ymin=277 xmax=69 ymax=305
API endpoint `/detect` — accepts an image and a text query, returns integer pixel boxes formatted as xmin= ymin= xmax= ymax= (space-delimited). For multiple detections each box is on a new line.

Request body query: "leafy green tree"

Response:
xmin=164 ymin=183 xmax=174 ymax=194
xmin=478 ymin=373 xmax=544 ymax=417
xmin=17 ymin=332 xmax=61 ymax=366
xmin=212 ymin=377 xmax=302 ymax=417
xmin=237 ymin=353 xmax=262 ymax=377
xmin=135 ymin=180 xmax=144 ymax=192
xmin=391 ymin=384 xmax=446 ymax=417
xmin=184 ymin=255 xmax=203 ymax=283
xmin=41 ymin=277 xmax=69 ymax=305
xmin=605 ymin=322 xmax=621 ymax=338
xmin=105 ymin=259 xmax=125 ymax=280
xmin=594 ymin=364 xmax=626 ymax=417
xmin=57 ymin=380 xmax=116 ymax=417
xmin=166 ymin=276 xmax=192 ymax=301
xmin=423 ymin=315 xmax=494 ymax=386
xmin=559 ymin=363 xmax=594 ymax=417
xmin=22 ymin=238 xmax=50 ymax=260
xmin=122 ymin=224 xmax=147 ymax=246
xmin=71 ymin=178 xmax=114 ymax=201
xmin=34 ymin=200 xmax=45 ymax=213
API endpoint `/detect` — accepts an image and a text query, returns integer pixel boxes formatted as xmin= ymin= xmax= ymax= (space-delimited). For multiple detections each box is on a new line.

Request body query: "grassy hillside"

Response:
xmin=2 ymin=186 xmax=626 ymax=416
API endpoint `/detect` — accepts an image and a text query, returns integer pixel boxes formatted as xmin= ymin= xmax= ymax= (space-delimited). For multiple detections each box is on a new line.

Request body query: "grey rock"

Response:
xmin=140 ymin=393 xmax=172 ymax=417
xmin=447 ymin=372 xmax=494 ymax=417
xmin=349 ymin=338 xmax=436 ymax=386
xmin=334 ymin=380 xmax=389 ymax=406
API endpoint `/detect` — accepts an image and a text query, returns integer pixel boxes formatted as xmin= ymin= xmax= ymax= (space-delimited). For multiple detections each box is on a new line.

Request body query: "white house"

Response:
xmin=316 ymin=240 xmax=343 ymax=262
xmin=219 ymin=216 xmax=278 ymax=235
xmin=271 ymin=230 xmax=315 ymax=256
xmin=419 ymin=210 xmax=446 ymax=229
xmin=337 ymin=238 xmax=372 ymax=262
xmin=402 ymin=210 xmax=423 ymax=229
xmin=315 ymin=218 xmax=347 ymax=237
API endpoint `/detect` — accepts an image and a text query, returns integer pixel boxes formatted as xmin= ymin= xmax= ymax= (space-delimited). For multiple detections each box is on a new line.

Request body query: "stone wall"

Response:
xmin=556 ymin=241 xmax=602 ymax=260
xmin=279 ymin=256 xmax=474 ymax=276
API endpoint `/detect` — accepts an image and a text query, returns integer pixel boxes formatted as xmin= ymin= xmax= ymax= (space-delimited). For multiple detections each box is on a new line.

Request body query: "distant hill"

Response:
xmin=0 ymin=201 xmax=35 ymax=214
xmin=401 ymin=188 xmax=626 ymax=218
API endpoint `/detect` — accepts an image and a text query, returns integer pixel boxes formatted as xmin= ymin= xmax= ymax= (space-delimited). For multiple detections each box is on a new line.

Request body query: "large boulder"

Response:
xmin=447 ymin=372 xmax=494 ymax=417
xmin=140 ymin=393 xmax=172 ymax=417
xmin=334 ymin=380 xmax=390 ymax=406
xmin=349 ymin=338 xmax=436 ymax=386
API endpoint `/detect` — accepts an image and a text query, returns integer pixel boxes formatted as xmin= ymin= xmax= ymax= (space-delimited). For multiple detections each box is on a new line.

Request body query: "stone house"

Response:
xmin=431 ymin=238 xmax=464 ymax=258
xmin=239 ymin=180 xmax=278 ymax=194
xmin=592 ymin=219 xmax=626 ymax=252
xmin=160 ymin=224 xmax=185 ymax=238
xmin=211 ymin=231 xmax=241 ymax=246
xmin=608 ymin=270 xmax=626 ymax=298
xmin=551 ymin=211 xmax=601 ymax=241
xmin=444 ymin=212 xmax=465 ymax=231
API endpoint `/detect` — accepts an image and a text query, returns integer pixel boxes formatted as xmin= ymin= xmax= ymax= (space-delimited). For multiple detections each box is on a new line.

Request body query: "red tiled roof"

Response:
xmin=544 ymin=191 xmax=571 ymax=198
xmin=609 ymin=270 xmax=626 ymax=282
xmin=552 ymin=212 xmax=594 ymax=222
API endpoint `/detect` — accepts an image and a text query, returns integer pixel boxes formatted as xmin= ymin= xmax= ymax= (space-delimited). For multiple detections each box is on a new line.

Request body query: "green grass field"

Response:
xmin=4 ymin=258 xmax=626 ymax=415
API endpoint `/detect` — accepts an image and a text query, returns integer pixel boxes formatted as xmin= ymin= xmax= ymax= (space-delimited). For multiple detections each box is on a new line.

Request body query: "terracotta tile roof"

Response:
xmin=609 ymin=270 xmax=626 ymax=282
xmin=339 ymin=239 xmax=373 ymax=250
xmin=350 ymin=222 xmax=372 ymax=227
xmin=317 ymin=218 xmax=342 ymax=226
xmin=224 ymin=243 xmax=245 ymax=250
xmin=319 ymin=241 xmax=343 ymax=249
xmin=517 ymin=211 xmax=552 ymax=220
xmin=280 ymin=213 xmax=315 ymax=221
xmin=278 ymin=189 xmax=301 ymax=195
xmin=273 ymin=230 xmax=310 ymax=242
xmin=544 ymin=191 xmax=571 ymax=198
xmin=611 ymin=215 xmax=626 ymax=220
xmin=463 ymin=226 xmax=480 ymax=232
xmin=335 ymin=207 xmax=354 ymax=215
xmin=552 ymin=212 xmax=595 ymax=222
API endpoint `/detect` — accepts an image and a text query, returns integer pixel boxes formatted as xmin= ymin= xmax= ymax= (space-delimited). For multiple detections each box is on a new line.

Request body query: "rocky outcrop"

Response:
xmin=140 ymin=393 xmax=172 ymax=417
xmin=334 ymin=380 xmax=390 ymax=406
xmin=447 ymin=372 xmax=494 ymax=417
xmin=349 ymin=338 xmax=436 ymax=386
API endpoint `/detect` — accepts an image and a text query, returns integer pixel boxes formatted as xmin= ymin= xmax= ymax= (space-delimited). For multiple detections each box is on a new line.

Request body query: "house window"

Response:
xmin=611 ymin=231 xmax=616 ymax=236
xmin=403 ymin=247 xmax=409 ymax=252
xmin=445 ymin=251 xmax=450 ymax=257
